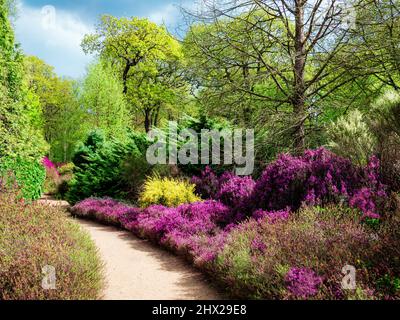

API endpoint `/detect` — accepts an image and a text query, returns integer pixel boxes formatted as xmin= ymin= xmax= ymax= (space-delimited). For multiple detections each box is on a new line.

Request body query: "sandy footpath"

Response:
xmin=38 ymin=196 xmax=222 ymax=300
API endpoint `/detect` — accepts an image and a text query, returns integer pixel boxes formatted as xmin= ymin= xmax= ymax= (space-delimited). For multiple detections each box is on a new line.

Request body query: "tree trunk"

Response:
xmin=152 ymin=105 xmax=161 ymax=127
xmin=122 ymin=62 xmax=130 ymax=94
xmin=144 ymin=109 xmax=151 ymax=133
xmin=293 ymin=0 xmax=306 ymax=154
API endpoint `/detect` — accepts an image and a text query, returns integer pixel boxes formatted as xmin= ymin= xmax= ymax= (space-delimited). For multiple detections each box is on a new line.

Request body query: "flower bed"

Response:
xmin=70 ymin=148 xmax=399 ymax=300
xmin=70 ymin=198 xmax=400 ymax=300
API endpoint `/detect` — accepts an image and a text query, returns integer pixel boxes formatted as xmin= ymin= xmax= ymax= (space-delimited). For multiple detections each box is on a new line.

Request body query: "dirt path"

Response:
xmin=38 ymin=196 xmax=223 ymax=300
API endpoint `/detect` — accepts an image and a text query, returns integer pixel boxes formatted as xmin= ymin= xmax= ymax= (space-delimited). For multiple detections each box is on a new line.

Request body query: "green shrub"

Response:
xmin=54 ymin=163 xmax=74 ymax=199
xmin=162 ymin=114 xmax=233 ymax=176
xmin=371 ymin=90 xmax=400 ymax=137
xmin=58 ymin=162 xmax=75 ymax=176
xmin=66 ymin=130 xmax=152 ymax=204
xmin=0 ymin=157 xmax=45 ymax=200
xmin=139 ymin=176 xmax=201 ymax=207
xmin=327 ymin=110 xmax=375 ymax=166
xmin=0 ymin=192 xmax=103 ymax=300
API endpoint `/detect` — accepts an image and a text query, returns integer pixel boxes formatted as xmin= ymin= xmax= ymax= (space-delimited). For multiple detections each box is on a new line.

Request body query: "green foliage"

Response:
xmin=58 ymin=162 xmax=74 ymax=176
xmin=43 ymin=166 xmax=60 ymax=195
xmin=66 ymin=130 xmax=152 ymax=204
xmin=55 ymin=163 xmax=74 ymax=200
xmin=371 ymin=90 xmax=400 ymax=138
xmin=354 ymin=0 xmax=400 ymax=91
xmin=162 ymin=113 xmax=233 ymax=176
xmin=327 ymin=110 xmax=376 ymax=166
xmin=0 ymin=2 xmax=48 ymax=162
xmin=82 ymin=15 xmax=189 ymax=132
xmin=0 ymin=157 xmax=45 ymax=200
xmin=24 ymin=56 xmax=85 ymax=163
xmin=139 ymin=176 xmax=201 ymax=208
xmin=80 ymin=60 xmax=129 ymax=140
xmin=121 ymin=131 xmax=160 ymax=199
xmin=0 ymin=192 xmax=103 ymax=300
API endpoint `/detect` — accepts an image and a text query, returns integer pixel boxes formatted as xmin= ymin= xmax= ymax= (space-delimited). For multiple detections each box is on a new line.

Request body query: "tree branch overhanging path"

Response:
xmin=39 ymin=196 xmax=222 ymax=300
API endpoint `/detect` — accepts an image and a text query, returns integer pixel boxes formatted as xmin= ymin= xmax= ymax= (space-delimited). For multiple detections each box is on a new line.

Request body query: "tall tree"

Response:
xmin=183 ymin=0 xmax=363 ymax=153
xmin=24 ymin=56 xmax=85 ymax=162
xmin=81 ymin=16 xmax=188 ymax=132
xmin=0 ymin=0 xmax=47 ymax=161
xmin=80 ymin=60 xmax=129 ymax=140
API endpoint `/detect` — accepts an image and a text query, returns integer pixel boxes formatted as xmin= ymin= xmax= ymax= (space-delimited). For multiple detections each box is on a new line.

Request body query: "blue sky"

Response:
xmin=14 ymin=0 xmax=193 ymax=78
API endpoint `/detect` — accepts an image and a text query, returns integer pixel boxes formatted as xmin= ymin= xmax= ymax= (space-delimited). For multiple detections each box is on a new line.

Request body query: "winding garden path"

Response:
xmin=38 ymin=196 xmax=222 ymax=300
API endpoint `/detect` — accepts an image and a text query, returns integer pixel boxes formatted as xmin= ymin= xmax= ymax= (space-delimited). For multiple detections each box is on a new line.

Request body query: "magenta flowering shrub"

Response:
xmin=191 ymin=167 xmax=254 ymax=219
xmin=349 ymin=188 xmax=381 ymax=219
xmin=252 ymin=209 xmax=290 ymax=223
xmin=42 ymin=157 xmax=59 ymax=174
xmin=216 ymin=175 xmax=255 ymax=213
xmin=250 ymin=237 xmax=267 ymax=253
xmin=285 ymin=267 xmax=323 ymax=298
xmin=190 ymin=166 xmax=220 ymax=199
xmin=71 ymin=198 xmax=140 ymax=226
xmin=253 ymin=148 xmax=387 ymax=218
xmin=190 ymin=166 xmax=235 ymax=199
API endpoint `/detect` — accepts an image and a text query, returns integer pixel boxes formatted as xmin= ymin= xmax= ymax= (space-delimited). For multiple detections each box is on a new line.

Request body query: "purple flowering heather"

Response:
xmin=71 ymin=198 xmax=137 ymax=225
xmin=217 ymin=175 xmax=255 ymax=210
xmin=253 ymin=147 xmax=388 ymax=218
xmin=42 ymin=157 xmax=57 ymax=170
xmin=250 ymin=237 xmax=267 ymax=253
xmin=349 ymin=188 xmax=381 ymax=219
xmin=252 ymin=209 xmax=290 ymax=224
xmin=285 ymin=267 xmax=323 ymax=298
xmin=72 ymin=197 xmax=233 ymax=265
xmin=190 ymin=166 xmax=220 ymax=199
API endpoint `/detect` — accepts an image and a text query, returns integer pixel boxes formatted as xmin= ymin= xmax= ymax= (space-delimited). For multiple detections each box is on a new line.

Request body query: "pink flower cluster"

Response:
xmin=42 ymin=157 xmax=59 ymax=175
xmin=72 ymin=198 xmax=140 ymax=226
xmin=252 ymin=209 xmax=290 ymax=223
xmin=285 ymin=267 xmax=323 ymax=298
xmin=253 ymin=148 xmax=387 ymax=218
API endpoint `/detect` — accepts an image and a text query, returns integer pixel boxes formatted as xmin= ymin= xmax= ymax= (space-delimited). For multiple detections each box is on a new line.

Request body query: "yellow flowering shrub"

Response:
xmin=139 ymin=176 xmax=201 ymax=207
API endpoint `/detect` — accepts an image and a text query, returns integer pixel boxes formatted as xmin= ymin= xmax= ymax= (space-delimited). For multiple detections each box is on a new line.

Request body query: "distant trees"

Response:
xmin=350 ymin=0 xmax=400 ymax=90
xmin=82 ymin=16 xmax=190 ymax=132
xmin=80 ymin=61 xmax=129 ymax=140
xmin=24 ymin=56 xmax=85 ymax=162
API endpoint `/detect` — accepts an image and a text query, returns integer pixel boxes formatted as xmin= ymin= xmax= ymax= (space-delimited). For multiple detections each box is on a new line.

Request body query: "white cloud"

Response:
xmin=14 ymin=1 xmax=94 ymax=78
xmin=148 ymin=3 xmax=180 ymax=25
